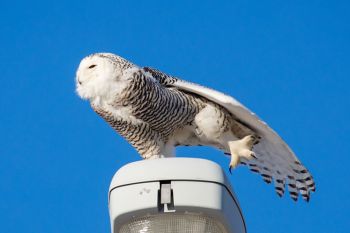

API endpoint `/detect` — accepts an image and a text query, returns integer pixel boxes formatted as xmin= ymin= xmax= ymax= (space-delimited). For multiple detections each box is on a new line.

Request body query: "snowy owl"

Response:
xmin=76 ymin=53 xmax=315 ymax=201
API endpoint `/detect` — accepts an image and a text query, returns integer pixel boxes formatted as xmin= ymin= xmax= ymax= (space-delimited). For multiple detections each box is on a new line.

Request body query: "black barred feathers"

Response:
xmin=93 ymin=69 xmax=204 ymax=158
xmin=240 ymin=158 xmax=315 ymax=202
xmin=143 ymin=67 xmax=178 ymax=86
xmin=126 ymin=70 xmax=203 ymax=139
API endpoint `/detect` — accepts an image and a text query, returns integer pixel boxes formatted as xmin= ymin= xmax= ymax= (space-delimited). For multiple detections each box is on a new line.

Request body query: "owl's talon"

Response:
xmin=251 ymin=152 xmax=257 ymax=159
xmin=228 ymin=135 xmax=257 ymax=172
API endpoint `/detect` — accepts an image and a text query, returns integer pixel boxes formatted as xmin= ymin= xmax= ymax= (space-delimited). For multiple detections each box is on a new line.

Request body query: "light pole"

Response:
xmin=109 ymin=158 xmax=246 ymax=233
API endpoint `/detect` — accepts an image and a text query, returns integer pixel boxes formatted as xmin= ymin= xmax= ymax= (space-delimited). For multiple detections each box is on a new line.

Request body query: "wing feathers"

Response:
xmin=143 ymin=67 xmax=315 ymax=202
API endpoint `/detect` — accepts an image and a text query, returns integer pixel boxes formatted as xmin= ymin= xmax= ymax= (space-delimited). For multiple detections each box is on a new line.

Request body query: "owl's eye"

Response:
xmin=88 ymin=64 xmax=97 ymax=69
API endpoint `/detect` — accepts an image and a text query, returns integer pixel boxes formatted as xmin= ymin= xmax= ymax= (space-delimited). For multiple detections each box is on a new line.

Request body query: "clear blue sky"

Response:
xmin=1 ymin=1 xmax=349 ymax=232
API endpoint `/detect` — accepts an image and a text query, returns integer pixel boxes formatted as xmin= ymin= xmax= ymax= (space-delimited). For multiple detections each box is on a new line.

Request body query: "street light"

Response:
xmin=109 ymin=157 xmax=246 ymax=233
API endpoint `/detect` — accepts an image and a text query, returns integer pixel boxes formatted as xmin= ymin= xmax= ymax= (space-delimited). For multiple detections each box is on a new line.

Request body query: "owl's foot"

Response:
xmin=143 ymin=154 xmax=165 ymax=159
xmin=228 ymin=135 xmax=259 ymax=173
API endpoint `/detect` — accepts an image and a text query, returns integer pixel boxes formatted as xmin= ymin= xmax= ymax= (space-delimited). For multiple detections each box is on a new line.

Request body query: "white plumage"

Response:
xmin=76 ymin=53 xmax=315 ymax=201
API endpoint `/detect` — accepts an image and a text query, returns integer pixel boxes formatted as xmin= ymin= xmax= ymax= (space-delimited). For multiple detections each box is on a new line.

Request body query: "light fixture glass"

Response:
xmin=119 ymin=213 xmax=228 ymax=233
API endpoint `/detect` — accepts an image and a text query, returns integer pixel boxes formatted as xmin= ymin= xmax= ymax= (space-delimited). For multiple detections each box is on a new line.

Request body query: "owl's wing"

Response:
xmin=143 ymin=67 xmax=315 ymax=202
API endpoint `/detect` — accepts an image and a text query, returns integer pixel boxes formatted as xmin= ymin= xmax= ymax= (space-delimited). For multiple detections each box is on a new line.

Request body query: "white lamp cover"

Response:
xmin=109 ymin=158 xmax=246 ymax=233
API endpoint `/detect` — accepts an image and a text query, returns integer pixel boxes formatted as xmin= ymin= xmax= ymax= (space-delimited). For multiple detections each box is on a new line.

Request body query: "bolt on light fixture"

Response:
xmin=109 ymin=158 xmax=246 ymax=233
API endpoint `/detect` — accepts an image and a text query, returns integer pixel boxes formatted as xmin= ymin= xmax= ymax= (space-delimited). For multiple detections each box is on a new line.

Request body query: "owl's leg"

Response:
xmin=228 ymin=135 xmax=258 ymax=173
xmin=144 ymin=152 xmax=174 ymax=160
xmin=141 ymin=142 xmax=175 ymax=159
xmin=144 ymin=154 xmax=164 ymax=159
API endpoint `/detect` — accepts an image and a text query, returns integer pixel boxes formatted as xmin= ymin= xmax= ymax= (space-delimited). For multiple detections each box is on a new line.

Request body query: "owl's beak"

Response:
xmin=76 ymin=76 xmax=82 ymax=85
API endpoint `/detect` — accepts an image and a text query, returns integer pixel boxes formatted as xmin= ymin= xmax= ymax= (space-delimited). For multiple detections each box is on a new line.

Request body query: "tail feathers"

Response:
xmin=237 ymin=156 xmax=315 ymax=202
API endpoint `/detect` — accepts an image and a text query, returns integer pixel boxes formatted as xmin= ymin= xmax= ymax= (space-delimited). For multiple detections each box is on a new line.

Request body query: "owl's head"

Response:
xmin=76 ymin=53 xmax=135 ymax=104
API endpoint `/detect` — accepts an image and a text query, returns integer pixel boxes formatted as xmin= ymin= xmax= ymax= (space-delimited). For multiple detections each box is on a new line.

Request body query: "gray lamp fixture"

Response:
xmin=109 ymin=158 xmax=246 ymax=233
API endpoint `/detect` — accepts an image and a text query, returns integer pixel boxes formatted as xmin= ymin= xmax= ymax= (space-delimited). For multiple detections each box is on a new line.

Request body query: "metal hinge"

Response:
xmin=158 ymin=181 xmax=175 ymax=212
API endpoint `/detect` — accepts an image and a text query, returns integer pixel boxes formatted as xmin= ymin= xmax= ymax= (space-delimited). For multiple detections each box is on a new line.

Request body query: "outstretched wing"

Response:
xmin=143 ymin=67 xmax=316 ymax=202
